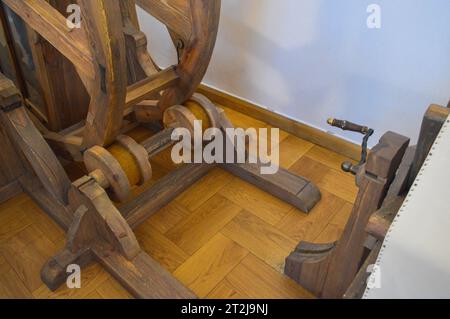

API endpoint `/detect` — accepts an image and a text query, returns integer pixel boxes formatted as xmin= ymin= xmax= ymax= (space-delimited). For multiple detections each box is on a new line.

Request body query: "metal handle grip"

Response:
xmin=327 ymin=118 xmax=369 ymax=135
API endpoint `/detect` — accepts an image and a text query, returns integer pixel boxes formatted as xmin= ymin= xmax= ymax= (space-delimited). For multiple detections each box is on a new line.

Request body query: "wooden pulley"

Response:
xmin=84 ymin=135 xmax=152 ymax=202
xmin=84 ymin=146 xmax=132 ymax=202
xmin=163 ymin=94 xmax=221 ymax=133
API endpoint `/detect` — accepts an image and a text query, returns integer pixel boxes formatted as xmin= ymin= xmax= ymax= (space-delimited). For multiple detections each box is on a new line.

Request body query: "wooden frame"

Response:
xmin=0 ymin=0 xmax=322 ymax=298
xmin=285 ymin=104 xmax=450 ymax=299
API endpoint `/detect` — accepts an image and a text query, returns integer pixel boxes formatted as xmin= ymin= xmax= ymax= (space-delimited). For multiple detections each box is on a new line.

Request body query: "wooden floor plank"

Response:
xmin=85 ymin=290 xmax=104 ymax=299
xmin=225 ymin=254 xmax=314 ymax=299
xmin=289 ymin=156 xmax=330 ymax=185
xmin=277 ymin=135 xmax=314 ymax=169
xmin=221 ymin=211 xmax=297 ymax=272
xmin=144 ymin=201 xmax=192 ymax=234
xmin=219 ymin=178 xmax=292 ymax=226
xmin=314 ymin=202 xmax=353 ymax=243
xmin=20 ymin=199 xmax=65 ymax=245
xmin=276 ymin=190 xmax=347 ymax=243
xmin=305 ymin=145 xmax=356 ymax=172
xmin=1 ymin=224 xmax=58 ymax=292
xmin=95 ymin=278 xmax=132 ymax=299
xmin=222 ymin=108 xmax=266 ymax=130
xmin=167 ymin=194 xmax=242 ymax=255
xmin=176 ymin=168 xmax=234 ymax=212
xmin=317 ymin=169 xmax=358 ymax=204
xmin=207 ymin=279 xmax=250 ymax=299
xmin=0 ymin=267 xmax=33 ymax=299
xmin=0 ymin=206 xmax=34 ymax=244
xmin=174 ymin=233 xmax=248 ymax=298
xmin=136 ymin=225 xmax=190 ymax=273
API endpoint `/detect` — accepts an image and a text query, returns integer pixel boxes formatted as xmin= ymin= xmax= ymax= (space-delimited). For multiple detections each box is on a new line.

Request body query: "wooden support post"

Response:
xmin=285 ymin=132 xmax=410 ymax=298
xmin=408 ymin=104 xmax=450 ymax=188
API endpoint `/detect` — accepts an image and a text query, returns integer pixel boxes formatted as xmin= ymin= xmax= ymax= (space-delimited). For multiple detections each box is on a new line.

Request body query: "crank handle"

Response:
xmin=327 ymin=118 xmax=369 ymax=135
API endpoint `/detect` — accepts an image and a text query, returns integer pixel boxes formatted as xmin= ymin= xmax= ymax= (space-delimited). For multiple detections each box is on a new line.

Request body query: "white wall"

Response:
xmin=137 ymin=0 xmax=450 ymax=146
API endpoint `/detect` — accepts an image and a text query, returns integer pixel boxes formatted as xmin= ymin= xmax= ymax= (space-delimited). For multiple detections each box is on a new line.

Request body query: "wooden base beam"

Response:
xmin=223 ymin=162 xmax=321 ymax=213
xmin=93 ymin=244 xmax=196 ymax=299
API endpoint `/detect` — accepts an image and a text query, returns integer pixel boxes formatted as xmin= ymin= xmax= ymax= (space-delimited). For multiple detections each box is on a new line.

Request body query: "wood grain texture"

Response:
xmin=167 ymin=194 xmax=242 ymax=255
xmin=225 ymin=254 xmax=313 ymax=299
xmin=222 ymin=211 xmax=297 ymax=272
xmin=174 ymin=233 xmax=248 ymax=297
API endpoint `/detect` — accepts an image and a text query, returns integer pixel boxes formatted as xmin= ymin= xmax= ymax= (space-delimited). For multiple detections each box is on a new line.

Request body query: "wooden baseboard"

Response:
xmin=198 ymin=84 xmax=361 ymax=161
xmin=0 ymin=180 xmax=22 ymax=204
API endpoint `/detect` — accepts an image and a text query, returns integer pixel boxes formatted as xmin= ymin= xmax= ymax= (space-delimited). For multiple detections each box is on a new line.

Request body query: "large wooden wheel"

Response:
xmin=2 ymin=0 xmax=221 ymax=148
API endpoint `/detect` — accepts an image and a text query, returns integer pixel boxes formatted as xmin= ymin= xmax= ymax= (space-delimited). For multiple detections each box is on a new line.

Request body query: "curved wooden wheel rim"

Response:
xmin=163 ymin=105 xmax=198 ymax=136
xmin=189 ymin=93 xmax=221 ymax=129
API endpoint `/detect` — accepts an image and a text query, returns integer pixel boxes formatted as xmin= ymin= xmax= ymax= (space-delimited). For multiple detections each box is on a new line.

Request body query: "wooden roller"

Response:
xmin=84 ymin=135 xmax=152 ymax=202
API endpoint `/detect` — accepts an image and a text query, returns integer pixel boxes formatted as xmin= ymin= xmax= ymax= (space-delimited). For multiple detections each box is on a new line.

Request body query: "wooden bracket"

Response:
xmin=285 ymin=132 xmax=410 ymax=298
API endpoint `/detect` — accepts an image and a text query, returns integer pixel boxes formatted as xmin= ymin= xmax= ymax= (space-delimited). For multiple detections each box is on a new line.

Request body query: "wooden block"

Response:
xmin=221 ymin=211 xmax=297 ymax=272
xmin=219 ymin=178 xmax=293 ymax=225
xmin=145 ymin=201 xmax=191 ymax=234
xmin=317 ymin=169 xmax=358 ymax=203
xmin=223 ymin=162 xmax=320 ymax=213
xmin=167 ymin=194 xmax=242 ymax=255
xmin=305 ymin=145 xmax=356 ymax=172
xmin=136 ymin=226 xmax=189 ymax=273
xmin=174 ymin=233 xmax=248 ymax=298
xmin=276 ymin=190 xmax=348 ymax=243
xmin=207 ymin=279 xmax=250 ymax=299
xmin=176 ymin=168 xmax=234 ymax=212
xmin=226 ymin=254 xmax=314 ymax=299
xmin=1 ymin=224 xmax=58 ymax=292
xmin=96 ymin=278 xmax=132 ymax=299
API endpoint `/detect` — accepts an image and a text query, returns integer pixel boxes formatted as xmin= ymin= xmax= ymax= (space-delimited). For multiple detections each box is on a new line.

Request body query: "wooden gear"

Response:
xmin=0 ymin=0 xmax=322 ymax=298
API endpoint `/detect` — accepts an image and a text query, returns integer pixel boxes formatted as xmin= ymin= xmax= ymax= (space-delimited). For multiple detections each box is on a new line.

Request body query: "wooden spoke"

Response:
xmin=2 ymin=0 xmax=95 ymax=82
xmin=77 ymin=0 xmax=128 ymax=148
xmin=135 ymin=0 xmax=192 ymax=42
xmin=125 ymin=66 xmax=179 ymax=108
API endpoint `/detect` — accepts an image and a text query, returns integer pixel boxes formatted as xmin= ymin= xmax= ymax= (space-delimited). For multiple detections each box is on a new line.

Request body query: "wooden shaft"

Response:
xmin=140 ymin=128 xmax=175 ymax=158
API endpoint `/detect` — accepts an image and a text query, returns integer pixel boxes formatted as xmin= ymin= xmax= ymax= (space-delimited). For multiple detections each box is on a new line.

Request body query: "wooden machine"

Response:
xmin=0 ymin=1 xmax=322 ymax=298
xmin=285 ymin=105 xmax=450 ymax=298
